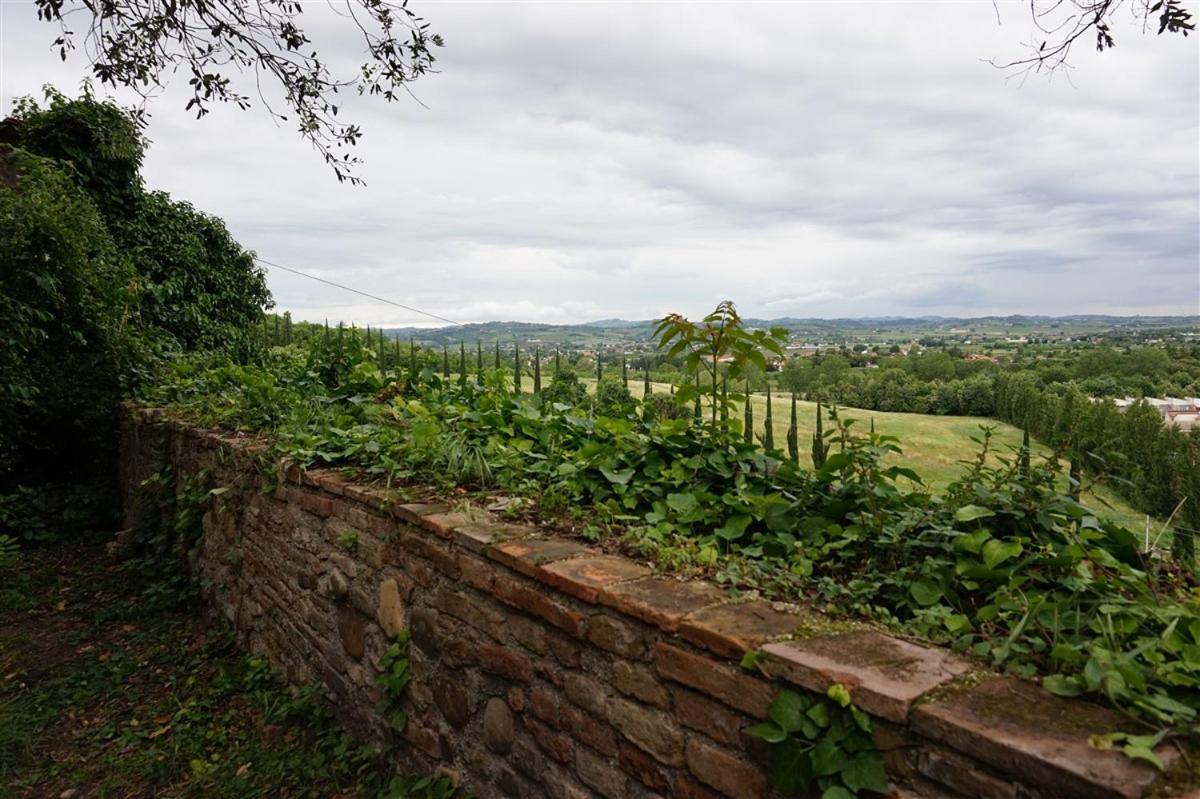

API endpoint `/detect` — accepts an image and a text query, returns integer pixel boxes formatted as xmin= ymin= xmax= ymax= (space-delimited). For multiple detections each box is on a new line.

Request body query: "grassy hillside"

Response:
xmin=553 ymin=377 xmax=1161 ymax=534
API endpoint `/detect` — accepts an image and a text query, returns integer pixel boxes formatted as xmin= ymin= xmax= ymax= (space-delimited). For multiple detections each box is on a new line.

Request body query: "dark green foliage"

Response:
xmin=644 ymin=365 xmax=651 ymax=398
xmin=442 ymin=346 xmax=450 ymax=379
xmin=494 ymin=341 xmax=501 ymax=371
xmin=8 ymin=91 xmax=269 ymax=356
xmin=596 ymin=353 xmax=603 ymax=384
xmin=118 ymin=190 xmax=270 ymax=354
xmin=622 ymin=355 xmax=628 ymax=387
xmin=6 ymin=87 xmax=145 ymax=220
xmin=787 ymin=393 xmax=800 ymax=464
xmin=744 ymin=381 xmax=754 ymax=444
xmin=513 ymin=342 xmax=522 ymax=393
xmin=541 ymin=371 xmax=588 ymax=407
xmin=720 ymin=377 xmax=729 ymax=424
xmin=763 ymin=384 xmax=774 ymax=451
xmin=812 ymin=402 xmax=828 ymax=469
xmin=459 ymin=342 xmax=467 ymax=388
xmin=747 ymin=685 xmax=886 ymax=798
xmin=534 ymin=347 xmax=542 ymax=394
xmin=409 ymin=338 xmax=418 ymax=379
xmin=596 ymin=381 xmax=636 ymax=418
xmin=555 ymin=348 xmax=561 ymax=376
xmin=0 ymin=147 xmax=141 ymax=527
xmin=476 ymin=341 xmax=484 ymax=386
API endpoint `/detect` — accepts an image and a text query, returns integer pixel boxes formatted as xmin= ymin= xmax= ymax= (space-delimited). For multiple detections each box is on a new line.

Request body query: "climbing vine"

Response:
xmin=747 ymin=684 xmax=888 ymax=798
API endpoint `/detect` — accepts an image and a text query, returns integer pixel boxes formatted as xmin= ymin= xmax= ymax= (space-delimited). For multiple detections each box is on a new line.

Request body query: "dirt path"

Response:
xmin=0 ymin=542 xmax=396 ymax=798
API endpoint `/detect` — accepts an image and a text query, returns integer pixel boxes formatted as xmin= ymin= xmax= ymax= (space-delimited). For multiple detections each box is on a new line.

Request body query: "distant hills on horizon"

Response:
xmin=373 ymin=313 xmax=1200 ymax=347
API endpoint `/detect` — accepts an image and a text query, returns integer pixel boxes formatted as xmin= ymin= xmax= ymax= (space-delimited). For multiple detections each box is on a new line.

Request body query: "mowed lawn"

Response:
xmin=555 ymin=377 xmax=1161 ymax=534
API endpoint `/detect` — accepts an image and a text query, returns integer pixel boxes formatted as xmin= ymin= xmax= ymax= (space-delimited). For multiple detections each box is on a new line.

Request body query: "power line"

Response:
xmin=255 ymin=257 xmax=465 ymax=327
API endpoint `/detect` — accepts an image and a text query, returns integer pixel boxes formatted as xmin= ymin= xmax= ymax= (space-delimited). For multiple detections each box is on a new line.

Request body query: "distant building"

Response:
xmin=1112 ymin=396 xmax=1200 ymax=432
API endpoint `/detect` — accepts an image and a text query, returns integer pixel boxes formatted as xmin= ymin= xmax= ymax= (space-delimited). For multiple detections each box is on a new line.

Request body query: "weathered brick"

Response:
xmin=599 ymin=577 xmax=728 ymax=631
xmin=920 ymin=746 xmax=1017 ymax=799
xmin=618 ymin=739 xmax=671 ymax=793
xmin=431 ymin=585 xmax=505 ymax=636
xmin=613 ymin=661 xmax=670 ymax=709
xmin=762 ymin=632 xmax=972 ymax=723
xmin=489 ymin=537 xmax=586 ymax=575
xmin=538 ymin=555 xmax=651 ymax=603
xmin=562 ymin=704 xmax=619 ymax=757
xmin=476 ymin=643 xmax=533 ymax=683
xmin=587 ymin=613 xmax=651 ymax=660
xmin=298 ymin=492 xmax=334 ymax=518
xmin=391 ymin=502 xmax=450 ymax=526
xmin=673 ymin=775 xmax=724 ymax=799
xmin=564 ymin=670 xmax=611 ymax=718
xmin=673 ymin=687 xmax=748 ymax=748
xmin=679 ymin=601 xmax=805 ymax=659
xmin=396 ymin=532 xmax=460 ymax=579
xmin=457 ymin=552 xmax=497 ymax=592
xmin=418 ymin=511 xmax=477 ymax=538
xmin=530 ymin=685 xmax=562 ymax=725
xmin=654 ymin=642 xmax=773 ymax=718
xmin=685 ymin=738 xmax=769 ymax=799
xmin=604 ymin=695 xmax=685 ymax=766
xmin=529 ymin=717 xmax=574 ymax=764
xmin=492 ymin=574 xmax=586 ymax=637
xmin=912 ymin=677 xmax=1170 ymax=799
xmin=506 ymin=613 xmax=549 ymax=655
xmin=574 ymin=747 xmax=629 ymax=799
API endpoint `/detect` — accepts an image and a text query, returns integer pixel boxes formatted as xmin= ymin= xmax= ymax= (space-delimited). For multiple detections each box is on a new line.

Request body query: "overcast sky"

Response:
xmin=2 ymin=1 xmax=1197 ymax=326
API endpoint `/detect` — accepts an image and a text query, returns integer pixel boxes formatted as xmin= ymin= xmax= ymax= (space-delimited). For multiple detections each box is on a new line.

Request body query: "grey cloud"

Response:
xmin=0 ymin=1 xmax=1196 ymax=324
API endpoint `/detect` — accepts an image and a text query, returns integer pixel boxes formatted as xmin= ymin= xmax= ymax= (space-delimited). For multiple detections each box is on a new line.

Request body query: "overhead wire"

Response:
xmin=255 ymin=257 xmax=465 ymax=327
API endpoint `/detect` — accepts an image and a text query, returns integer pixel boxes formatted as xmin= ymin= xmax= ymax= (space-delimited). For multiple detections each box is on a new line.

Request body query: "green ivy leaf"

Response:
xmin=909 ymin=579 xmax=943 ymax=607
xmin=842 ymin=752 xmax=889 ymax=793
xmin=746 ymin=722 xmax=788 ymax=743
xmin=769 ymin=690 xmax=808 ymax=733
xmin=826 ymin=683 xmax=852 ymax=708
xmin=811 ymin=737 xmax=842 ymax=776
xmin=982 ymin=538 xmax=1022 ymax=569
xmin=771 ymin=736 xmax=813 ymax=794
xmin=954 ymin=504 xmax=994 ymax=523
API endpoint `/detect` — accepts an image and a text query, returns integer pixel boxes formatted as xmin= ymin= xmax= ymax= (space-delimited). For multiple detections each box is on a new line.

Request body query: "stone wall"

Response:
xmin=119 ymin=406 xmax=1179 ymax=799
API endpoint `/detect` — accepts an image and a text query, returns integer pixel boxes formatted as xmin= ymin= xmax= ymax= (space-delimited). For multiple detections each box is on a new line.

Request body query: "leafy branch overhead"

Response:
xmin=995 ymin=0 xmax=1193 ymax=75
xmin=32 ymin=0 xmax=444 ymax=184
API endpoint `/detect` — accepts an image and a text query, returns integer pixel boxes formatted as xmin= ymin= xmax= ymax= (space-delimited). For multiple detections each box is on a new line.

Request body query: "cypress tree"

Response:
xmin=763 ymin=383 xmax=774 ymax=450
xmin=337 ymin=321 xmax=344 ymax=354
xmin=274 ymin=314 xmax=280 ymax=345
xmin=596 ymin=354 xmax=602 ymax=385
xmin=513 ymin=342 xmax=522 ymax=393
xmin=378 ymin=329 xmax=385 ymax=366
xmin=394 ymin=336 xmax=401 ymax=369
xmin=787 ymin=392 xmax=799 ymax=463
xmin=494 ymin=342 xmax=501 ymax=370
xmin=443 ymin=345 xmax=450 ymax=378
xmin=720 ymin=376 xmax=729 ymax=424
xmin=869 ymin=417 xmax=875 ymax=436
xmin=812 ymin=402 xmax=827 ymax=469
xmin=622 ymin=356 xmax=628 ymax=388
xmin=284 ymin=312 xmax=292 ymax=344
xmin=743 ymin=381 xmax=754 ymax=444
xmin=693 ymin=382 xmax=702 ymax=421
xmin=555 ymin=348 xmax=561 ymax=377
xmin=409 ymin=337 xmax=417 ymax=378
xmin=476 ymin=341 xmax=484 ymax=386
xmin=1019 ymin=425 xmax=1031 ymax=480
xmin=644 ymin=365 xmax=651 ymax=398
xmin=459 ymin=342 xmax=467 ymax=388
xmin=324 ymin=318 xmax=330 ymax=347
xmin=534 ymin=347 xmax=542 ymax=393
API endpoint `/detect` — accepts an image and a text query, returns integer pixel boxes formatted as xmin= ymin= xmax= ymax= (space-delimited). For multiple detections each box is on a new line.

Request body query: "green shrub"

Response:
xmin=0 ymin=146 xmax=143 ymax=528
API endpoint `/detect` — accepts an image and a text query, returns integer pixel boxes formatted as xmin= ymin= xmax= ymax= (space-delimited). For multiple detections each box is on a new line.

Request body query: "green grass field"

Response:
xmin=556 ymin=377 xmax=1162 ymax=535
